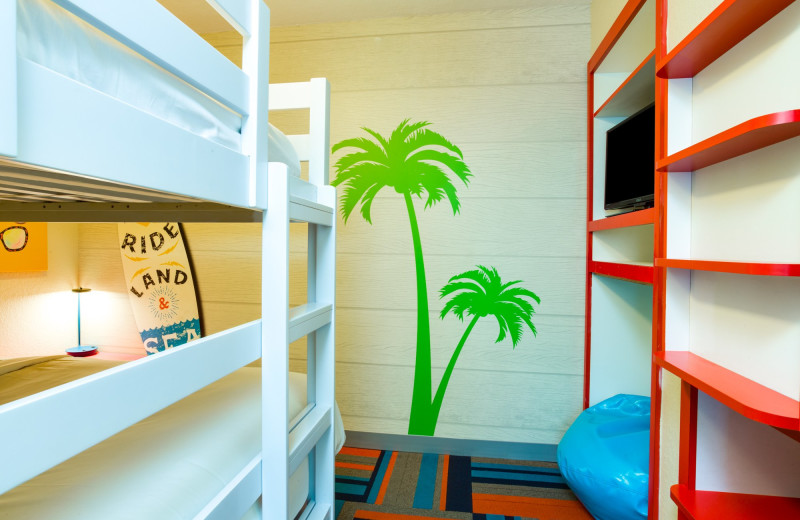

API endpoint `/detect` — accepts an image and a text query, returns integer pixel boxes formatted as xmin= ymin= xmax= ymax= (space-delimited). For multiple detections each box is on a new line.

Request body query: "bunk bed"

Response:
xmin=0 ymin=1 xmax=339 ymax=518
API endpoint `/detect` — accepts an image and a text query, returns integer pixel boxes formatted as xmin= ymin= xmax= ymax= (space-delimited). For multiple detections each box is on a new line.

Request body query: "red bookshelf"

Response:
xmin=594 ymin=51 xmax=655 ymax=118
xmin=656 ymin=0 xmax=795 ymax=79
xmin=588 ymin=207 xmax=655 ymax=232
xmin=589 ymin=260 xmax=653 ymax=284
xmin=671 ymin=484 xmax=800 ymax=520
xmin=655 ymin=259 xmax=800 ymax=277
xmin=653 ymin=351 xmax=800 ymax=430
xmin=656 ymin=110 xmax=800 ymax=172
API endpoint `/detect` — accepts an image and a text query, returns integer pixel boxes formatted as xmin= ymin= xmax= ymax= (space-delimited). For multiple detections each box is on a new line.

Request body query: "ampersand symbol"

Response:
xmin=159 ymin=297 xmax=170 ymax=310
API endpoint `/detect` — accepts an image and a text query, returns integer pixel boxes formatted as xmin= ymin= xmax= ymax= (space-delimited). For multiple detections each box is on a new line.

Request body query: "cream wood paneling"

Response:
xmin=331 ymin=362 xmax=582 ymax=439
xmin=268 ymin=4 xmax=589 ymax=443
xmin=665 ymin=0 xmax=724 ymax=53
xmin=590 ymin=0 xmax=628 ymax=54
xmin=659 ymin=372 xmax=681 ymax=520
xmin=269 ymin=26 xmax=586 ymax=90
xmin=0 ymin=223 xmax=79 ymax=358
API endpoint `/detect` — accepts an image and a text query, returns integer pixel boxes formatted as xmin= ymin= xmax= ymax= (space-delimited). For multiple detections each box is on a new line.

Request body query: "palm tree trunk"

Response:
xmin=428 ymin=315 xmax=480 ymax=432
xmin=403 ymin=192 xmax=434 ymax=435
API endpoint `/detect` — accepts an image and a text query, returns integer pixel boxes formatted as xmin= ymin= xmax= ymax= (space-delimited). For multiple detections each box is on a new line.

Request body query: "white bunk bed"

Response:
xmin=0 ymin=1 xmax=338 ymax=518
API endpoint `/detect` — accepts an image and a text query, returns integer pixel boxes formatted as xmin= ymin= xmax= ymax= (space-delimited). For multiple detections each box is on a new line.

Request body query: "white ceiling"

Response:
xmin=159 ymin=0 xmax=540 ymax=32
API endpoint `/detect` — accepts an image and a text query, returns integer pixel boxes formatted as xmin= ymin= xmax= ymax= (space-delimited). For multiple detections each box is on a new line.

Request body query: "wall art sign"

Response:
xmin=0 ymin=222 xmax=47 ymax=272
xmin=118 ymin=222 xmax=201 ymax=354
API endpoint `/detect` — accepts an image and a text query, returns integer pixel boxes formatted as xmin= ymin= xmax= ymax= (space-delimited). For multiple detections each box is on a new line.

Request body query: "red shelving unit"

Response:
xmin=589 ymin=260 xmax=654 ymax=284
xmin=588 ymin=207 xmax=655 ymax=232
xmin=671 ymin=484 xmax=800 ymax=520
xmin=653 ymin=351 xmax=800 ymax=430
xmin=656 ymin=110 xmax=800 ymax=172
xmin=656 ymin=0 xmax=795 ymax=79
xmin=594 ymin=51 xmax=655 ymax=118
xmin=655 ymin=259 xmax=800 ymax=277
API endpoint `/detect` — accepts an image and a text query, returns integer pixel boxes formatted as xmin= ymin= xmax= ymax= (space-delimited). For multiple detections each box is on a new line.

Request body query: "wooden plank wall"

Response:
xmin=80 ymin=0 xmax=590 ymax=444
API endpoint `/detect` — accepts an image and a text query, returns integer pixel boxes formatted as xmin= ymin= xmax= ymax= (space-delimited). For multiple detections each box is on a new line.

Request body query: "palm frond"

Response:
xmin=361 ymin=126 xmax=391 ymax=153
xmin=333 ymin=151 xmax=388 ymax=180
xmin=439 ymin=280 xmax=484 ymax=299
xmin=403 ymin=128 xmax=464 ymax=160
xmin=446 ymin=268 xmax=490 ymax=291
xmin=358 ymin=182 xmax=386 ymax=224
xmin=337 ymin=167 xmax=386 ymax=223
xmin=395 ymin=120 xmax=431 ymax=143
xmin=331 ymin=136 xmax=387 ymax=159
xmin=493 ymin=312 xmax=509 ymax=343
xmin=440 ymin=292 xmax=477 ymax=321
xmin=414 ymin=164 xmax=461 ymax=213
xmin=499 ymin=286 xmax=541 ymax=305
xmin=407 ymin=149 xmax=472 ymax=186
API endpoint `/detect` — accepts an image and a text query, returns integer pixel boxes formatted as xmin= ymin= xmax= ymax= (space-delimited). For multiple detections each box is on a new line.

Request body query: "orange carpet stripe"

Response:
xmin=439 ymin=454 xmax=449 ymax=511
xmin=374 ymin=451 xmax=398 ymax=505
xmin=472 ymin=493 xmax=594 ymax=520
xmin=339 ymin=446 xmax=383 ymax=458
xmin=335 ymin=461 xmax=375 ymax=471
xmin=353 ymin=510 xmax=455 ymax=520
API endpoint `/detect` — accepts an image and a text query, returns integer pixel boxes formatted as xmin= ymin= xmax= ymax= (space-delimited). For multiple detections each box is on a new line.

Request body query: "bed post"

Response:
xmin=241 ymin=0 xmax=271 ymax=210
xmin=0 ymin=0 xmax=17 ymax=158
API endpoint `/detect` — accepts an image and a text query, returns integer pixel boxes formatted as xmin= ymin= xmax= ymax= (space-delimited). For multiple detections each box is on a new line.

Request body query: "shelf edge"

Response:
xmin=656 ymin=110 xmax=800 ymax=172
xmin=654 ymin=351 xmax=800 ymax=430
xmin=655 ymin=258 xmax=800 ymax=277
xmin=588 ymin=207 xmax=655 ymax=232
xmin=589 ymin=260 xmax=654 ymax=284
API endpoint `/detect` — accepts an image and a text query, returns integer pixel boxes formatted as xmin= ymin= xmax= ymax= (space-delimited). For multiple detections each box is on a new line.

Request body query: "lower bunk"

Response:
xmin=0 ymin=355 xmax=345 ymax=519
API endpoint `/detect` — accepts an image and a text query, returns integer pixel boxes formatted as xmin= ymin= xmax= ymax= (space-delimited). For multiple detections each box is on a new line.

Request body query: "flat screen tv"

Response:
xmin=604 ymin=103 xmax=655 ymax=211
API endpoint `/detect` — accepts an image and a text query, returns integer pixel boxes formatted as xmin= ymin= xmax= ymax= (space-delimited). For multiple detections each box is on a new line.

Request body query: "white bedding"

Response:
xmin=0 ymin=363 xmax=344 ymax=519
xmin=17 ymin=0 xmax=301 ymax=176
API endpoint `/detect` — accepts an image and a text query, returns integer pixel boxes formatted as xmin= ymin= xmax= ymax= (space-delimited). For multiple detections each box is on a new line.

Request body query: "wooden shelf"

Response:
xmin=671 ymin=484 xmax=800 ymax=519
xmin=656 ymin=110 xmax=800 ymax=172
xmin=589 ymin=260 xmax=653 ymax=284
xmin=656 ymin=0 xmax=795 ymax=79
xmin=654 ymin=351 xmax=800 ymax=430
xmin=655 ymin=259 xmax=800 ymax=277
xmin=594 ymin=51 xmax=655 ymax=118
xmin=588 ymin=207 xmax=655 ymax=232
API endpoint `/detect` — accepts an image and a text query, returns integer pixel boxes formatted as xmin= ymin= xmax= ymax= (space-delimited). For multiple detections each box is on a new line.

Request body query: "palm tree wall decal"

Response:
xmin=330 ymin=120 xmax=471 ymax=435
xmin=432 ymin=265 xmax=540 ymax=431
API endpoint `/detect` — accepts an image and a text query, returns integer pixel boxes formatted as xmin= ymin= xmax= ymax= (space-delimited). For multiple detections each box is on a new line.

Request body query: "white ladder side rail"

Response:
xmin=310 ymin=185 xmax=336 ymax=514
xmin=263 ymin=163 xmax=291 ymax=516
xmin=308 ymin=78 xmax=331 ymax=187
xmin=241 ymin=0 xmax=270 ymax=209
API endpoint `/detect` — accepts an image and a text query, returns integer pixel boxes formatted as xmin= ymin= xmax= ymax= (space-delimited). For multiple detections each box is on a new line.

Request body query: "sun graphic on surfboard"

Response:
xmin=147 ymin=285 xmax=181 ymax=322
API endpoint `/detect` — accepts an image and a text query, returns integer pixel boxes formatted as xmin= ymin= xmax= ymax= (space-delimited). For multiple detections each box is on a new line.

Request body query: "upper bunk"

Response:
xmin=0 ymin=0 xmax=333 ymax=225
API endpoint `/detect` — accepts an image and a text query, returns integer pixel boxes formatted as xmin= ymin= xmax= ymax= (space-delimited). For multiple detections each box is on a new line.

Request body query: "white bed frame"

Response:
xmin=0 ymin=1 xmax=336 ymax=518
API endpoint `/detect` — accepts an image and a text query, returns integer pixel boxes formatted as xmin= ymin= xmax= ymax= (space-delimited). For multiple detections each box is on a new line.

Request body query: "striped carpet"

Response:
xmin=334 ymin=447 xmax=593 ymax=520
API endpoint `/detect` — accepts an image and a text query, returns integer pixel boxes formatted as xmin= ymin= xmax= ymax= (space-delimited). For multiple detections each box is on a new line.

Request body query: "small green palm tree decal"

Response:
xmin=330 ymin=120 xmax=471 ymax=435
xmin=430 ymin=265 xmax=541 ymax=430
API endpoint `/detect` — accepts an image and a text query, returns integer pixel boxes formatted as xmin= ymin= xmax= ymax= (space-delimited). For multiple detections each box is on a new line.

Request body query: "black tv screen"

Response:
xmin=604 ymin=103 xmax=655 ymax=211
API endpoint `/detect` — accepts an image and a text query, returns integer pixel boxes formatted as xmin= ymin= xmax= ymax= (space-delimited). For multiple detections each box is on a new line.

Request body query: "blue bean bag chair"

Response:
xmin=557 ymin=394 xmax=650 ymax=520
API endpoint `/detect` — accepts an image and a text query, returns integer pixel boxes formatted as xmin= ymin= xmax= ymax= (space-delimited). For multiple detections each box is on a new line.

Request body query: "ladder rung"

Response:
xmin=289 ymin=196 xmax=334 ymax=226
xmin=288 ymin=302 xmax=332 ymax=343
xmin=288 ymin=405 xmax=332 ymax=475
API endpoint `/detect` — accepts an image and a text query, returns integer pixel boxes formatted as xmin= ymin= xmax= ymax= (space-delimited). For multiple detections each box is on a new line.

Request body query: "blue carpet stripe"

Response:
xmin=472 ymin=477 xmax=570 ymax=490
xmin=472 ymin=462 xmax=561 ymax=475
xmin=412 ymin=452 xmax=438 ymax=509
xmin=335 ymin=499 xmax=345 ymax=519
xmin=366 ymin=450 xmax=392 ymax=504
xmin=336 ymin=482 xmax=369 ymax=496
xmin=471 ymin=469 xmax=567 ymax=484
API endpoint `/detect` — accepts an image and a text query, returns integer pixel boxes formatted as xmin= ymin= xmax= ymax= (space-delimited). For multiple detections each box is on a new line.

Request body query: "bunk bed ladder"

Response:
xmin=263 ymin=78 xmax=335 ymax=519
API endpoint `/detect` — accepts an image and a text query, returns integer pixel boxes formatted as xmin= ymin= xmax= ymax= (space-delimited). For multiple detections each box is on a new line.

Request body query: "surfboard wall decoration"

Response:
xmin=118 ymin=222 xmax=201 ymax=355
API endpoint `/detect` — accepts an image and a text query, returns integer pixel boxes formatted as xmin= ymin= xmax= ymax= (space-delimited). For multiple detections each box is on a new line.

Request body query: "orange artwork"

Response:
xmin=0 ymin=222 xmax=48 ymax=272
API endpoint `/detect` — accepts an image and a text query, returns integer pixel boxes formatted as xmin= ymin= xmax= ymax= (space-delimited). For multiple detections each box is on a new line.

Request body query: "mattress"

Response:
xmin=16 ymin=0 xmax=301 ymax=176
xmin=0 ymin=356 xmax=344 ymax=519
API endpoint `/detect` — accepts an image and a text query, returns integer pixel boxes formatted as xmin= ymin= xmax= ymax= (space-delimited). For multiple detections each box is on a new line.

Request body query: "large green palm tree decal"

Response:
xmin=330 ymin=120 xmax=471 ymax=434
xmin=432 ymin=265 xmax=540 ymax=430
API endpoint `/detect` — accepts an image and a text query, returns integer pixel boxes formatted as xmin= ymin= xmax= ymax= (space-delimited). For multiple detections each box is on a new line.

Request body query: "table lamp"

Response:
xmin=66 ymin=287 xmax=97 ymax=357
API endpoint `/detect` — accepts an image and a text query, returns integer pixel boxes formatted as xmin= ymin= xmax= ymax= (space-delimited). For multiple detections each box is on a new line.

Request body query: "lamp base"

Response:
xmin=66 ymin=345 xmax=98 ymax=357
